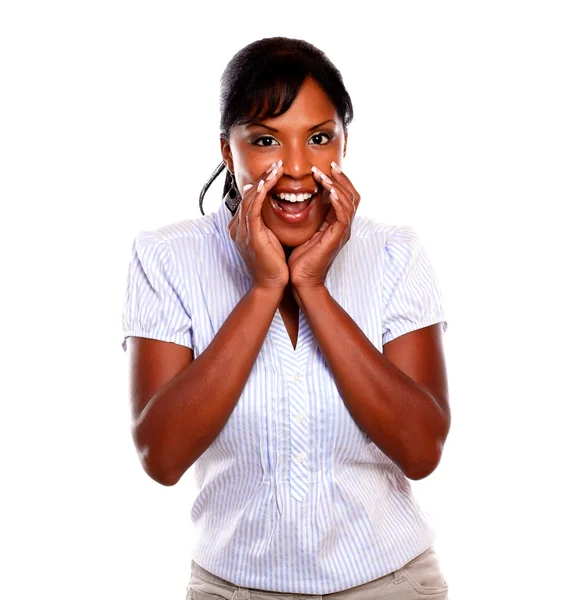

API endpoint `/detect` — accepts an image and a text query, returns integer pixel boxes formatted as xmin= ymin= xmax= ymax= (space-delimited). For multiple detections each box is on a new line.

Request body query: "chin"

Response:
xmin=274 ymin=229 xmax=314 ymax=249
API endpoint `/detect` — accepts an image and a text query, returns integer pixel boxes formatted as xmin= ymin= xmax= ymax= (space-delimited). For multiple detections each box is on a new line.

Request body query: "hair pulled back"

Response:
xmin=199 ymin=36 xmax=354 ymax=216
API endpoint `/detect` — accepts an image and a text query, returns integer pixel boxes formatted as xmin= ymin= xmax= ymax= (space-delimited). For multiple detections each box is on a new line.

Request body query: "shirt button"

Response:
xmin=296 ymin=452 xmax=306 ymax=463
xmin=292 ymin=373 xmax=300 ymax=382
xmin=296 ymin=412 xmax=305 ymax=422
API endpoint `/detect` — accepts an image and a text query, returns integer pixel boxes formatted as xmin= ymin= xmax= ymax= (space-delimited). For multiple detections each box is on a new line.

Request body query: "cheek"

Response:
xmin=233 ymin=151 xmax=271 ymax=189
xmin=315 ymin=155 xmax=342 ymax=183
xmin=328 ymin=141 xmax=344 ymax=164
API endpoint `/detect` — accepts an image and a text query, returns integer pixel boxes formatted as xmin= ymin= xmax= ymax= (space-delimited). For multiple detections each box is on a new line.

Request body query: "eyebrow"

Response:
xmin=246 ymin=119 xmax=336 ymax=133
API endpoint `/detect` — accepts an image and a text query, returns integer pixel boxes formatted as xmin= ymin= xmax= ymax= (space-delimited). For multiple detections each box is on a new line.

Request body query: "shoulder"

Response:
xmin=130 ymin=212 xmax=220 ymax=255
xmin=352 ymin=214 xmax=421 ymax=256
xmin=382 ymin=224 xmax=423 ymax=260
xmin=351 ymin=217 xmax=435 ymax=298
xmin=352 ymin=212 xmax=397 ymax=241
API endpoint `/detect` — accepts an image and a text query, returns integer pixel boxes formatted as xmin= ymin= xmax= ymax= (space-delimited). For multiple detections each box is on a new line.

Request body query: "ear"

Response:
xmin=343 ymin=131 xmax=348 ymax=158
xmin=220 ymin=137 xmax=234 ymax=174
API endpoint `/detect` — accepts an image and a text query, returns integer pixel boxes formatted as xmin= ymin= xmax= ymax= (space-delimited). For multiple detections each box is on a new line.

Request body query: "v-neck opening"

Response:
xmin=272 ymin=306 xmax=306 ymax=354
xmin=279 ymin=307 xmax=300 ymax=352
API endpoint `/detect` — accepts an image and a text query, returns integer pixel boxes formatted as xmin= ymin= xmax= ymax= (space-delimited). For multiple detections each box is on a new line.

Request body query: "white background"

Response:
xmin=1 ymin=1 xmax=575 ymax=599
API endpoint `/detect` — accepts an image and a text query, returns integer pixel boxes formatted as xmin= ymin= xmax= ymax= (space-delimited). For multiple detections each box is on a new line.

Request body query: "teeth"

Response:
xmin=276 ymin=192 xmax=314 ymax=203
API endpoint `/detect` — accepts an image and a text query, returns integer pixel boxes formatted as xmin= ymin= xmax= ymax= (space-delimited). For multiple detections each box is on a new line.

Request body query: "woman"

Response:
xmin=122 ymin=37 xmax=450 ymax=599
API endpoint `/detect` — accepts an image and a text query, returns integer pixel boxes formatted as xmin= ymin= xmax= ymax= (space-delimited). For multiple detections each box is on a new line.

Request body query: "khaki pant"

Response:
xmin=186 ymin=547 xmax=449 ymax=599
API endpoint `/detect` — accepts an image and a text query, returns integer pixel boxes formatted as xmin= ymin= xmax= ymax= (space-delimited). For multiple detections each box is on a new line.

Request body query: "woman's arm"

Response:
xmin=127 ymin=285 xmax=284 ymax=486
xmin=294 ymin=284 xmax=450 ymax=480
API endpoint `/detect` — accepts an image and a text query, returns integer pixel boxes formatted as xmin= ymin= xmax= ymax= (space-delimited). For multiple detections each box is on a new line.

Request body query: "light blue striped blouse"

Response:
xmin=121 ymin=197 xmax=448 ymax=594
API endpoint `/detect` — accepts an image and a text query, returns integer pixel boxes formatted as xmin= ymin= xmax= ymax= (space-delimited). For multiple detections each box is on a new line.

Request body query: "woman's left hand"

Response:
xmin=288 ymin=161 xmax=361 ymax=291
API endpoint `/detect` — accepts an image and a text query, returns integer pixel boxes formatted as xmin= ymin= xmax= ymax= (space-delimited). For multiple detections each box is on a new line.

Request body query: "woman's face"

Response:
xmin=221 ymin=77 xmax=347 ymax=250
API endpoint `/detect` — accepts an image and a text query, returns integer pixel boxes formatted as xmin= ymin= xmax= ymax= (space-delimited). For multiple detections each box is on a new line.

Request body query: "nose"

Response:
xmin=279 ymin=141 xmax=313 ymax=180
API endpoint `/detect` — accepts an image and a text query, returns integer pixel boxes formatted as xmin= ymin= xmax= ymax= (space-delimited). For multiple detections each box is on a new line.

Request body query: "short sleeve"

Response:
xmin=121 ymin=231 xmax=193 ymax=352
xmin=382 ymin=225 xmax=448 ymax=345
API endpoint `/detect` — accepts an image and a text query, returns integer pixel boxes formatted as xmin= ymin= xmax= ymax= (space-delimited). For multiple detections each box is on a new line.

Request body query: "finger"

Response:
xmin=242 ymin=160 xmax=281 ymax=218
xmin=329 ymin=186 xmax=351 ymax=227
xmin=235 ymin=162 xmax=278 ymax=237
xmin=316 ymin=177 xmax=348 ymax=230
xmin=247 ymin=161 xmax=284 ymax=226
xmin=236 ymin=161 xmax=276 ymax=211
xmin=244 ymin=162 xmax=277 ymax=194
xmin=312 ymin=166 xmax=354 ymax=223
xmin=330 ymin=161 xmax=361 ymax=209
xmin=228 ymin=182 xmax=244 ymax=237
xmin=236 ymin=184 xmax=255 ymax=236
xmin=311 ymin=165 xmax=352 ymax=205
xmin=235 ymin=181 xmax=255 ymax=239
xmin=318 ymin=163 xmax=357 ymax=213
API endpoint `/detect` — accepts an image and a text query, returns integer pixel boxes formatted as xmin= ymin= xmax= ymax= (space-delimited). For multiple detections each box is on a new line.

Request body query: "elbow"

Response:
xmin=404 ymin=439 xmax=446 ymax=481
xmin=141 ymin=454 xmax=182 ymax=486
xmin=132 ymin=427 xmax=183 ymax=487
xmin=405 ymin=462 xmax=437 ymax=480
xmin=406 ymin=409 xmax=450 ymax=480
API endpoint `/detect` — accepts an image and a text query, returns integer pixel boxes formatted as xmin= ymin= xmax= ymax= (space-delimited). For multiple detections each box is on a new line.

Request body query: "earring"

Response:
xmin=225 ymin=174 xmax=241 ymax=215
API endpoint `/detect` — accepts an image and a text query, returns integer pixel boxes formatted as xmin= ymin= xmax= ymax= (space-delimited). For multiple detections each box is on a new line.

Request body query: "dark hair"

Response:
xmin=198 ymin=36 xmax=354 ymax=216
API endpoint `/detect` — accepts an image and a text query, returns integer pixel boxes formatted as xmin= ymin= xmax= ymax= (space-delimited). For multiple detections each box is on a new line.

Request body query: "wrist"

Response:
xmin=250 ymin=284 xmax=286 ymax=305
xmin=292 ymin=283 xmax=328 ymax=307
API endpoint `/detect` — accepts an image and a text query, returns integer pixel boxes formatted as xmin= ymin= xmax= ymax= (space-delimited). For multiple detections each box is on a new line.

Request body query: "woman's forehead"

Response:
xmin=239 ymin=79 xmax=340 ymax=131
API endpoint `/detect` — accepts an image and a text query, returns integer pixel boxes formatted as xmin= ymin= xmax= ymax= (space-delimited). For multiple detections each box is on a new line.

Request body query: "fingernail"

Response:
xmin=266 ymin=168 xmax=278 ymax=181
xmin=265 ymin=162 xmax=277 ymax=174
xmin=257 ymin=179 xmax=264 ymax=191
xmin=277 ymin=159 xmax=283 ymax=167
xmin=311 ymin=166 xmax=333 ymax=184
xmin=330 ymin=187 xmax=340 ymax=201
xmin=243 ymin=184 xmax=253 ymax=192
xmin=331 ymin=161 xmax=342 ymax=173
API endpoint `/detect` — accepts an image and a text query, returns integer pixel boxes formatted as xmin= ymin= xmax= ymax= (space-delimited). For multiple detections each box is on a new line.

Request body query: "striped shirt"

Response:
xmin=121 ymin=197 xmax=448 ymax=594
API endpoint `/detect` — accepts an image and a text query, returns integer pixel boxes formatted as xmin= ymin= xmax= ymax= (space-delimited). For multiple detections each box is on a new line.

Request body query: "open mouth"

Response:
xmin=270 ymin=192 xmax=317 ymax=214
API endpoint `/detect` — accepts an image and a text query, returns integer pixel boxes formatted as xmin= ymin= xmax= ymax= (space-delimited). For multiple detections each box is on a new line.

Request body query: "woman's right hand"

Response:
xmin=228 ymin=161 xmax=289 ymax=291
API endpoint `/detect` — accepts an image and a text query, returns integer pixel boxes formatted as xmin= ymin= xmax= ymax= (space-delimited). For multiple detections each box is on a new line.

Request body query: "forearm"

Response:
xmin=134 ymin=285 xmax=283 ymax=486
xmin=294 ymin=284 xmax=448 ymax=479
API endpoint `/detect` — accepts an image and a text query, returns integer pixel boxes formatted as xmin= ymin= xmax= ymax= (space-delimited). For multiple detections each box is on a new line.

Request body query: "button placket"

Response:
xmin=269 ymin=307 xmax=311 ymax=502
xmin=287 ymin=310 xmax=311 ymax=502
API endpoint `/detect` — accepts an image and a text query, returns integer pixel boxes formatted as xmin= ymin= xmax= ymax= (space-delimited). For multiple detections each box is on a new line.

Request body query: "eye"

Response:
xmin=309 ymin=132 xmax=332 ymax=145
xmin=253 ymin=136 xmax=279 ymax=147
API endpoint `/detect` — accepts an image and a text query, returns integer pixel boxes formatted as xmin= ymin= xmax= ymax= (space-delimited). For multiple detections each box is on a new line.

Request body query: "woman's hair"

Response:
xmin=199 ymin=36 xmax=354 ymax=216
